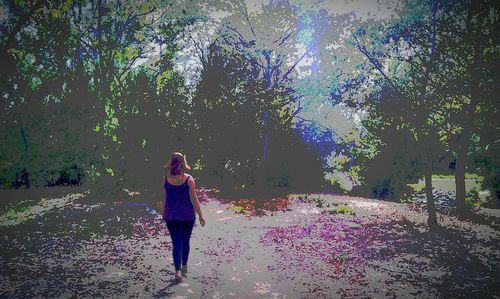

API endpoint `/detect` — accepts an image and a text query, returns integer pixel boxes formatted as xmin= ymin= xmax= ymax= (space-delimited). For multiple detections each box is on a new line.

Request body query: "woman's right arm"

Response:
xmin=188 ymin=176 xmax=205 ymax=227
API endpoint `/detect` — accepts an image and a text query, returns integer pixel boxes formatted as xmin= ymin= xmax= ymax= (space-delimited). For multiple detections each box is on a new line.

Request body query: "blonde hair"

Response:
xmin=163 ymin=152 xmax=191 ymax=176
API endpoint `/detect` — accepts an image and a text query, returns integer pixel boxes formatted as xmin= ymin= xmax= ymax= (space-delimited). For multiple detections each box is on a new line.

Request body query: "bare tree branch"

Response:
xmin=272 ymin=44 xmax=314 ymax=89
xmin=237 ymin=0 xmax=257 ymax=38
xmin=293 ymin=115 xmax=347 ymax=143
xmin=273 ymin=29 xmax=295 ymax=47
xmin=352 ymin=33 xmax=407 ymax=100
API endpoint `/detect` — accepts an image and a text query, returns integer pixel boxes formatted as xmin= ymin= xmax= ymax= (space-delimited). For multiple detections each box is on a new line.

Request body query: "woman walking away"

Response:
xmin=163 ymin=152 xmax=205 ymax=281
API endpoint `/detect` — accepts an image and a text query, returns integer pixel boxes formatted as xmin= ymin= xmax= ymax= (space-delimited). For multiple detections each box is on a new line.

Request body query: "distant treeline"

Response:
xmin=0 ymin=0 xmax=498 ymax=215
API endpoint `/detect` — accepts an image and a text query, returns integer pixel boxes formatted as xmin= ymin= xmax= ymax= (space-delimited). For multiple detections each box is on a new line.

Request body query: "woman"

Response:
xmin=163 ymin=152 xmax=205 ymax=281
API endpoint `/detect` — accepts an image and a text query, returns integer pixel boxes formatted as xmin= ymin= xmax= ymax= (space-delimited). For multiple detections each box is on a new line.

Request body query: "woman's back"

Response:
xmin=163 ymin=174 xmax=195 ymax=221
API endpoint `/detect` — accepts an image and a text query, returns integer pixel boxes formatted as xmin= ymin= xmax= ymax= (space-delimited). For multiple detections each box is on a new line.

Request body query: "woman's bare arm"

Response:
xmin=188 ymin=176 xmax=205 ymax=226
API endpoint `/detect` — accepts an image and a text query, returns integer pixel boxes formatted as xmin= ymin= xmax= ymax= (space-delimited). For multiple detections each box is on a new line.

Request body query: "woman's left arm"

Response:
xmin=188 ymin=176 xmax=205 ymax=227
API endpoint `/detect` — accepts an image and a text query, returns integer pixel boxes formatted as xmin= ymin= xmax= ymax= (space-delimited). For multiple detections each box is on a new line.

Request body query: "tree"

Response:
xmin=213 ymin=0 xmax=318 ymax=166
xmin=190 ymin=38 xmax=324 ymax=197
xmin=0 ymin=0 xmax=197 ymax=195
xmin=63 ymin=0 xmax=197 ymax=196
xmin=0 ymin=0 xmax=91 ymax=188
xmin=343 ymin=0 xmax=477 ymax=228
xmin=437 ymin=0 xmax=499 ymax=211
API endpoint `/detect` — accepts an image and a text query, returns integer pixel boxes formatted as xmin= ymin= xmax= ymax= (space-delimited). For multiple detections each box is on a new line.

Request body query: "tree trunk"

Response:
xmin=425 ymin=168 xmax=437 ymax=230
xmin=455 ymin=142 xmax=467 ymax=213
xmin=492 ymin=188 xmax=500 ymax=207
xmin=262 ymin=60 xmax=272 ymax=163
xmin=262 ymin=110 xmax=269 ymax=161
xmin=19 ymin=125 xmax=31 ymax=188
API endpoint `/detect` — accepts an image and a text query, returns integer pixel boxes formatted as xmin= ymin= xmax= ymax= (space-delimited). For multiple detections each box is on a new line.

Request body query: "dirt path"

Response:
xmin=0 ymin=188 xmax=499 ymax=298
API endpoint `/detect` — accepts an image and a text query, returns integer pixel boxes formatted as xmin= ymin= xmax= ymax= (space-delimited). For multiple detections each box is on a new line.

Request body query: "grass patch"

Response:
xmin=432 ymin=173 xmax=483 ymax=180
xmin=328 ymin=206 xmax=355 ymax=215
xmin=465 ymin=197 xmax=482 ymax=207
xmin=227 ymin=205 xmax=250 ymax=214
xmin=408 ymin=182 xmax=425 ymax=192
xmin=465 ymin=189 xmax=482 ymax=207
xmin=308 ymin=195 xmax=326 ymax=207
xmin=465 ymin=173 xmax=484 ymax=180
xmin=432 ymin=174 xmax=453 ymax=179
xmin=294 ymin=194 xmax=327 ymax=207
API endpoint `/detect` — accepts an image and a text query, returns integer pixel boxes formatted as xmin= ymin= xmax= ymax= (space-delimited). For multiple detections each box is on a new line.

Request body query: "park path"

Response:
xmin=0 ymin=187 xmax=499 ymax=298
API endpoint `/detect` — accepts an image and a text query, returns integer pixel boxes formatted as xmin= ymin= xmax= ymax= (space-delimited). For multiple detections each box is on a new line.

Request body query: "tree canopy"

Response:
xmin=0 ymin=0 xmax=498 ymax=219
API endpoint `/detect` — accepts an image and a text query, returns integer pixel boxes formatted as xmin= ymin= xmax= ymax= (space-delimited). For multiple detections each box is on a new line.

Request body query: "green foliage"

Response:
xmin=0 ymin=0 xmax=497 ymax=217
xmin=307 ymin=195 xmax=326 ymax=207
xmin=296 ymin=194 xmax=308 ymax=201
xmin=465 ymin=189 xmax=481 ymax=207
xmin=328 ymin=206 xmax=355 ymax=215
xmin=187 ymin=41 xmax=324 ymax=192
xmin=342 ymin=0 xmax=499 ymax=207
xmin=0 ymin=0 xmax=203 ymax=192
xmin=351 ymin=113 xmax=428 ymax=200
xmin=227 ymin=205 xmax=250 ymax=215
xmin=408 ymin=182 xmax=425 ymax=192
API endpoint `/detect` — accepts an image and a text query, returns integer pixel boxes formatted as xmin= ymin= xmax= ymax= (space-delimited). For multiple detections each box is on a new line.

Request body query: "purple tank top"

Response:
xmin=163 ymin=174 xmax=195 ymax=221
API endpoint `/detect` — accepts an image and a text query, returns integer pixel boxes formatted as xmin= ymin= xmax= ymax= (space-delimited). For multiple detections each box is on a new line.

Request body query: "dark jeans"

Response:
xmin=165 ymin=220 xmax=195 ymax=271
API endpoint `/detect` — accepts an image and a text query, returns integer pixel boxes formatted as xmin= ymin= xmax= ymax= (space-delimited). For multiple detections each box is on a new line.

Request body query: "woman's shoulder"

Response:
xmin=164 ymin=173 xmax=194 ymax=182
xmin=184 ymin=173 xmax=195 ymax=184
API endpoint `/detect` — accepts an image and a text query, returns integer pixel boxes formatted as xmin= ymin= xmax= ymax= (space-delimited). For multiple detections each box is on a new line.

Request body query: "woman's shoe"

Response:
xmin=181 ymin=265 xmax=188 ymax=277
xmin=175 ymin=271 xmax=182 ymax=281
